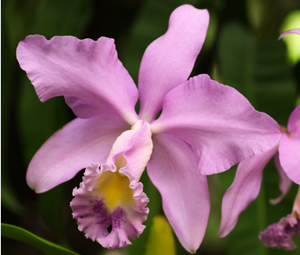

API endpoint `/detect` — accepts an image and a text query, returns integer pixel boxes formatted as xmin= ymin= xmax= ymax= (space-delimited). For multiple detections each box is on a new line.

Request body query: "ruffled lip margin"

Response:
xmin=70 ymin=162 xmax=149 ymax=248
xmin=259 ymin=213 xmax=300 ymax=250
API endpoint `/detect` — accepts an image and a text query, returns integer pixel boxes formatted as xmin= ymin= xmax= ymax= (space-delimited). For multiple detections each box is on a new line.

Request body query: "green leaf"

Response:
xmin=1 ymin=223 xmax=80 ymax=255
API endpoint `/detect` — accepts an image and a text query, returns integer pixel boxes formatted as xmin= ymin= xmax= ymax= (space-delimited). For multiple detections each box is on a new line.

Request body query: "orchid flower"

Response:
xmin=218 ymin=103 xmax=300 ymax=238
xmin=259 ymin=186 xmax=300 ymax=250
xmin=17 ymin=4 xmax=280 ymax=253
xmin=217 ymin=30 xmax=300 ymax=239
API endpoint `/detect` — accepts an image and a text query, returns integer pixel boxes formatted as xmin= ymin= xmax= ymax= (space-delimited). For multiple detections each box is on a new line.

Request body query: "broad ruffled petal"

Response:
xmin=27 ymin=115 xmax=129 ymax=193
xmin=147 ymin=133 xmax=210 ymax=254
xmin=287 ymin=104 xmax=300 ymax=134
xmin=279 ymin=29 xmax=300 ymax=39
xmin=151 ymin=74 xmax=281 ymax=175
xmin=17 ymin=35 xmax=138 ymax=124
xmin=70 ymin=162 xmax=149 ymax=248
xmin=278 ymin=128 xmax=300 ymax=184
xmin=138 ymin=5 xmax=209 ymax=122
xmin=218 ymin=144 xmax=278 ymax=238
xmin=105 ymin=120 xmax=153 ymax=182
xmin=270 ymin=152 xmax=292 ymax=205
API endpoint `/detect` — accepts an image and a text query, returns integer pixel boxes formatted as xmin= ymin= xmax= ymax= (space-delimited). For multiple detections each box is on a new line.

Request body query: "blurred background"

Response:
xmin=2 ymin=0 xmax=300 ymax=254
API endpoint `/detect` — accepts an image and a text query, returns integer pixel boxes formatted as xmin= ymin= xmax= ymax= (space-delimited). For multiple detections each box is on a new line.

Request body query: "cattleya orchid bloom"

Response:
xmin=259 ymin=186 xmax=300 ymax=250
xmin=17 ymin=4 xmax=281 ymax=253
xmin=217 ymin=30 xmax=300 ymax=240
xmin=218 ymin=103 xmax=300 ymax=238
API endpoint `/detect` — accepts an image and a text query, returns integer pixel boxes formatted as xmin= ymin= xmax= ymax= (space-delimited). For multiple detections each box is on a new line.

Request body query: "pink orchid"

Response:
xmin=218 ymin=30 xmax=300 ymax=239
xmin=218 ymin=103 xmax=300 ymax=238
xmin=259 ymin=187 xmax=300 ymax=250
xmin=17 ymin=4 xmax=280 ymax=253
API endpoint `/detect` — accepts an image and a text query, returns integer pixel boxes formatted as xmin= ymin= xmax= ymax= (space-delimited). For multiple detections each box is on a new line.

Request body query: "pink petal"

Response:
xmin=270 ymin=152 xmax=292 ymax=205
xmin=279 ymin=29 xmax=300 ymax=39
xmin=278 ymin=129 xmax=300 ymax=184
xmin=105 ymin=120 xmax=153 ymax=182
xmin=138 ymin=5 xmax=209 ymax=122
xmin=151 ymin=74 xmax=281 ymax=175
xmin=287 ymin=104 xmax=300 ymax=134
xmin=17 ymin=35 xmax=138 ymax=124
xmin=70 ymin=162 xmax=149 ymax=248
xmin=218 ymin=144 xmax=278 ymax=238
xmin=27 ymin=115 xmax=129 ymax=193
xmin=147 ymin=133 xmax=210 ymax=253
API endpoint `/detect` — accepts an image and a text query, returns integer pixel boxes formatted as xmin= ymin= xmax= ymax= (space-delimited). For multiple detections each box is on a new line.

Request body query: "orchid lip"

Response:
xmin=70 ymin=161 xmax=149 ymax=248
